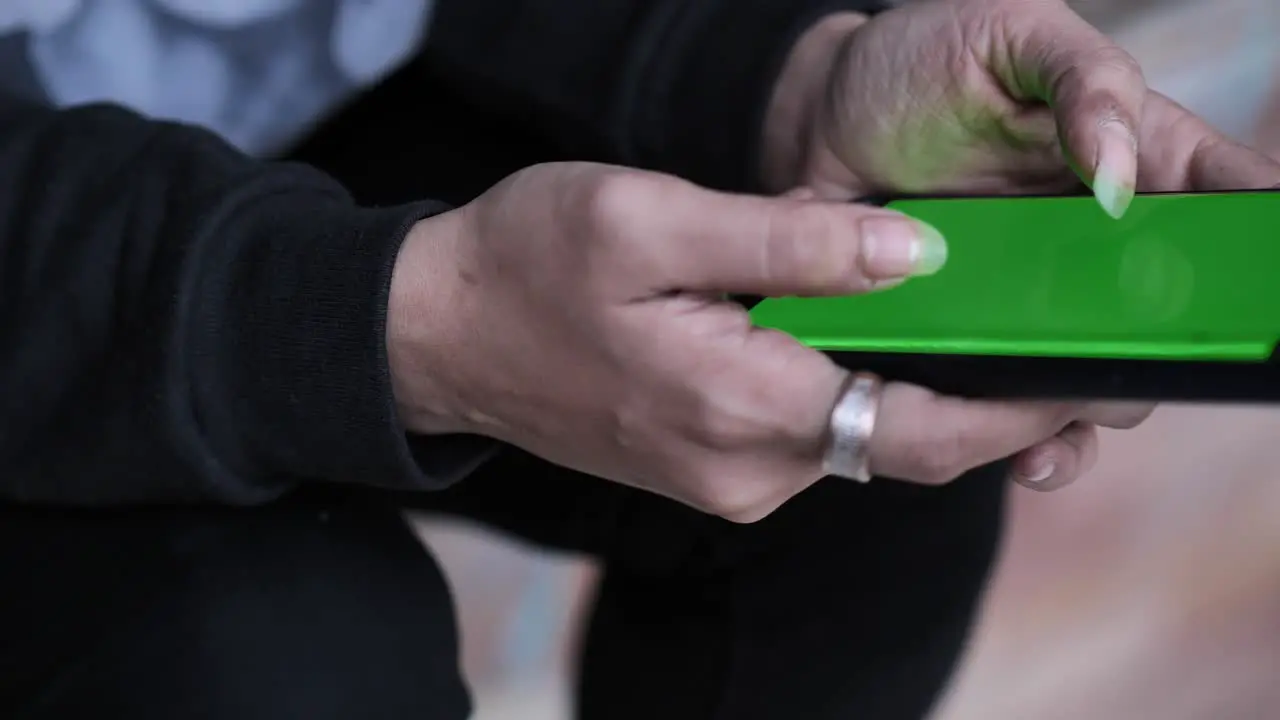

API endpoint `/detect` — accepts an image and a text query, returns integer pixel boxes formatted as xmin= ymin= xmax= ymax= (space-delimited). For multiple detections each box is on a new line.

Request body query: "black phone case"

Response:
xmin=739 ymin=190 xmax=1280 ymax=402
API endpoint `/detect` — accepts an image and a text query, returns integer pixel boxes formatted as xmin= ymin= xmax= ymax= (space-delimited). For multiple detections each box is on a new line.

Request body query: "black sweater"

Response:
xmin=0 ymin=0 xmax=885 ymax=505
xmin=1 ymin=5 xmax=1014 ymax=719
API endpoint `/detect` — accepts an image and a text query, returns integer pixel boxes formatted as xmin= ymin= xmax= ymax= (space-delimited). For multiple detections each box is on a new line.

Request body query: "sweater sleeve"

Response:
xmin=423 ymin=0 xmax=891 ymax=192
xmin=0 ymin=93 xmax=493 ymax=506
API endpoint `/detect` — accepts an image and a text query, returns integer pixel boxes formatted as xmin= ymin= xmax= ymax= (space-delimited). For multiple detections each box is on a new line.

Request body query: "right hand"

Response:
xmin=387 ymin=162 xmax=1144 ymax=522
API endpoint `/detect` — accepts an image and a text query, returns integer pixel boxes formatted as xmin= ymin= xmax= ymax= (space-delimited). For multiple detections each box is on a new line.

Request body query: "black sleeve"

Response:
xmin=0 ymin=93 xmax=494 ymax=505
xmin=423 ymin=0 xmax=891 ymax=192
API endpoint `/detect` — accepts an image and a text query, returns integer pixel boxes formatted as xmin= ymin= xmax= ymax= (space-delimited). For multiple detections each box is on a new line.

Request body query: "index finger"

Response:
xmin=642 ymin=182 xmax=947 ymax=297
xmin=996 ymin=1 xmax=1146 ymax=218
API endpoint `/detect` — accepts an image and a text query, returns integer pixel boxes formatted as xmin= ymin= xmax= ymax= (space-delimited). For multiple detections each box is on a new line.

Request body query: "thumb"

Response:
xmin=1000 ymin=2 xmax=1145 ymax=218
xmin=653 ymin=189 xmax=948 ymax=297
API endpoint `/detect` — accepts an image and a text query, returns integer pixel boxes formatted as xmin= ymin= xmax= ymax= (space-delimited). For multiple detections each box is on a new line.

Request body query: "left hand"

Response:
xmin=763 ymin=0 xmax=1280 ymax=209
xmin=760 ymin=0 xmax=1280 ymax=490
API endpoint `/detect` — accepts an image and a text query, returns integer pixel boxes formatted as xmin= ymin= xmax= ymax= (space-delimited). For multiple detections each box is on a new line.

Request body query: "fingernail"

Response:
xmin=783 ymin=186 xmax=819 ymax=200
xmin=860 ymin=216 xmax=948 ymax=280
xmin=1093 ymin=121 xmax=1137 ymax=219
xmin=1019 ymin=462 xmax=1056 ymax=485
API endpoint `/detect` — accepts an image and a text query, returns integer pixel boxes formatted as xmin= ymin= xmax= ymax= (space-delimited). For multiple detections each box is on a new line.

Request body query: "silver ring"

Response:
xmin=823 ymin=372 xmax=883 ymax=482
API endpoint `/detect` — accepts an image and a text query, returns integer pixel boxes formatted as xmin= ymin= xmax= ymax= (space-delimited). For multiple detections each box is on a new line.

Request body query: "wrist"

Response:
xmin=760 ymin=11 xmax=868 ymax=193
xmin=387 ymin=207 xmax=476 ymax=436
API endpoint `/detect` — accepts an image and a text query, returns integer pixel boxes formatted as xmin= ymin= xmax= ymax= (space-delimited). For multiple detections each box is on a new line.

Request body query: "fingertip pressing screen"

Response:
xmin=749 ymin=191 xmax=1280 ymax=362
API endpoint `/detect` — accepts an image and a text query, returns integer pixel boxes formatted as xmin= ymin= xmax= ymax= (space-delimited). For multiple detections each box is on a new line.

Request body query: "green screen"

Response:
xmin=749 ymin=191 xmax=1280 ymax=361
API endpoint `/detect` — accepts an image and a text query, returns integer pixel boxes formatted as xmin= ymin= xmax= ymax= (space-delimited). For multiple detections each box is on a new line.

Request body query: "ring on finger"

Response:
xmin=823 ymin=372 xmax=883 ymax=482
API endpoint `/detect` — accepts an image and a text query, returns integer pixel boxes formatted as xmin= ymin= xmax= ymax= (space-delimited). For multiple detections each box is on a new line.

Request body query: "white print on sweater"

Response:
xmin=0 ymin=0 xmax=434 ymax=154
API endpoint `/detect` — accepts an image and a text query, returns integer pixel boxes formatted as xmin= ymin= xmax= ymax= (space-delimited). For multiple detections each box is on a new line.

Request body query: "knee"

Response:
xmin=12 ymin=501 xmax=471 ymax=720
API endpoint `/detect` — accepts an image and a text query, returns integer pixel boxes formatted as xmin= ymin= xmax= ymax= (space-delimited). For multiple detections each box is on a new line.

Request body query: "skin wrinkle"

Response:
xmin=815 ymin=1 xmax=1141 ymax=201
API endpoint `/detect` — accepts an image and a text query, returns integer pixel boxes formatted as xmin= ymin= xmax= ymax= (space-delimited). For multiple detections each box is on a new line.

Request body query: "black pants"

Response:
xmin=0 ymin=64 xmax=1008 ymax=719
xmin=0 ymin=450 xmax=1005 ymax=720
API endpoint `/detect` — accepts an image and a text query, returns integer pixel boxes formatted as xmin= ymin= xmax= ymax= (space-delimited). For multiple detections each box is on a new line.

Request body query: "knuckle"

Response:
xmin=763 ymin=205 xmax=846 ymax=290
xmin=566 ymin=171 xmax=665 ymax=285
xmin=1055 ymin=46 xmax=1143 ymax=106
xmin=908 ymin=426 xmax=970 ymax=485
xmin=1093 ymin=46 xmax=1143 ymax=77
xmin=695 ymin=476 xmax=779 ymax=523
xmin=577 ymin=172 xmax=650 ymax=232
xmin=686 ymin=389 xmax=760 ymax=451
xmin=722 ymin=504 xmax=779 ymax=525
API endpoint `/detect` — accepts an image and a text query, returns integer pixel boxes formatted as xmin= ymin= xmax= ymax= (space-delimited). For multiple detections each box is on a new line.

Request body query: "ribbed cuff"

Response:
xmin=188 ymin=184 xmax=494 ymax=499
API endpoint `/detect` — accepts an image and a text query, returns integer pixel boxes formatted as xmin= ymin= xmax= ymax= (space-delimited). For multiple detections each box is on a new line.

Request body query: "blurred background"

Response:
xmin=410 ymin=0 xmax=1280 ymax=717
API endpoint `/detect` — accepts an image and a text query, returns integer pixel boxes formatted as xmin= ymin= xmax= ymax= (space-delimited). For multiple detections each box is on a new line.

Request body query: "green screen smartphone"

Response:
xmin=747 ymin=190 xmax=1280 ymax=400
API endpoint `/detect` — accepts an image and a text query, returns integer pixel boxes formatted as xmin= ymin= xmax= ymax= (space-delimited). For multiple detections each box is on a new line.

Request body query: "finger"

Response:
xmin=1186 ymin=136 xmax=1280 ymax=191
xmin=650 ymin=187 xmax=948 ymax=296
xmin=999 ymin=3 xmax=1145 ymax=218
xmin=1138 ymin=91 xmax=1280 ymax=192
xmin=679 ymin=328 xmax=852 ymax=521
xmin=729 ymin=327 xmax=852 ymax=465
xmin=867 ymin=382 xmax=1082 ymax=485
xmin=1009 ymin=421 xmax=1099 ymax=492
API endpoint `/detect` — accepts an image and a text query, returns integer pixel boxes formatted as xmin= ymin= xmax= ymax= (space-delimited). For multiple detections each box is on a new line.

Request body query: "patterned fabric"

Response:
xmin=0 ymin=0 xmax=434 ymax=154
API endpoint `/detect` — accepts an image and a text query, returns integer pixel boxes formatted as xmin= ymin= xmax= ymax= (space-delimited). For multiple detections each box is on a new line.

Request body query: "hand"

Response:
xmin=386 ymin=162 xmax=1152 ymax=520
xmin=762 ymin=0 xmax=1280 ymax=490
xmin=1012 ymin=97 xmax=1280 ymax=486
xmin=770 ymin=0 xmax=1280 ymax=205
xmin=766 ymin=0 xmax=1150 ymax=213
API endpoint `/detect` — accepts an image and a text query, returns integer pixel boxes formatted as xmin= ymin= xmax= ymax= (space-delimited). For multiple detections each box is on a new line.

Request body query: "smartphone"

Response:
xmin=747 ymin=190 xmax=1280 ymax=400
